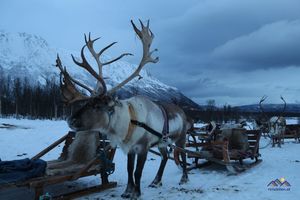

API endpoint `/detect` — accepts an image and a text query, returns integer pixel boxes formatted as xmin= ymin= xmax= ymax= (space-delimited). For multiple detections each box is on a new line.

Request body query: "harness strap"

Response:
xmin=124 ymin=102 xmax=170 ymax=143
xmin=131 ymin=120 xmax=163 ymax=139
xmin=130 ymin=104 xmax=170 ymax=140
xmin=158 ymin=104 xmax=169 ymax=136
xmin=123 ymin=103 xmax=137 ymax=144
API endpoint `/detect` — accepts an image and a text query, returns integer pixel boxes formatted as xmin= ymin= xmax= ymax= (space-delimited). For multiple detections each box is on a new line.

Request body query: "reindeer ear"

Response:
xmin=114 ymin=96 xmax=119 ymax=101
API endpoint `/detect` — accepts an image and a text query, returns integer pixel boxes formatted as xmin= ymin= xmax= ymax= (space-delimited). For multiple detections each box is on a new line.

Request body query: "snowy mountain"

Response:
xmin=0 ymin=30 xmax=200 ymax=110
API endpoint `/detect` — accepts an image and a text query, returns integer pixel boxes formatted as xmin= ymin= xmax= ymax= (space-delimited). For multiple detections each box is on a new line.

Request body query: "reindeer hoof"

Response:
xmin=129 ymin=190 xmax=141 ymax=200
xmin=179 ymin=176 xmax=189 ymax=185
xmin=149 ymin=181 xmax=162 ymax=188
xmin=121 ymin=192 xmax=131 ymax=199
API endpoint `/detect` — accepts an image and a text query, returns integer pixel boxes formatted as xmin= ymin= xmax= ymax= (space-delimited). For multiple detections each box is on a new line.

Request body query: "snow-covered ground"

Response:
xmin=0 ymin=118 xmax=299 ymax=200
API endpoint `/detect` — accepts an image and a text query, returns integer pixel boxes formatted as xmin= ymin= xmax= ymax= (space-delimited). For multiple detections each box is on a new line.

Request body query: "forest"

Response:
xmin=0 ymin=73 xmax=64 ymax=119
xmin=1 ymin=73 xmax=300 ymax=121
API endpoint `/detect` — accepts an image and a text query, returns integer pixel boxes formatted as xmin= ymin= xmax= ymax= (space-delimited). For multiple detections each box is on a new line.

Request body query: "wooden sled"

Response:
xmin=173 ymin=129 xmax=262 ymax=174
xmin=0 ymin=131 xmax=117 ymax=200
xmin=284 ymin=124 xmax=300 ymax=142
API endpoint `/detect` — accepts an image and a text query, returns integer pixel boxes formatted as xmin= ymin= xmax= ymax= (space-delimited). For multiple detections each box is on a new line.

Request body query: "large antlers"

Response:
xmin=258 ymin=95 xmax=287 ymax=121
xmin=108 ymin=20 xmax=159 ymax=94
xmin=56 ymin=19 xmax=158 ymax=104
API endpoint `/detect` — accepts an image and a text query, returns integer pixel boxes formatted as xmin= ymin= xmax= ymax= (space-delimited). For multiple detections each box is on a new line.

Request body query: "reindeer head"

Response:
xmin=56 ymin=20 xmax=158 ymax=132
xmin=68 ymin=96 xmax=116 ymax=131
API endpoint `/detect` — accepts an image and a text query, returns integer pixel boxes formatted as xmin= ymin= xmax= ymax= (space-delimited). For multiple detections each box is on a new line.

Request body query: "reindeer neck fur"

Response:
xmin=102 ymin=96 xmax=187 ymax=154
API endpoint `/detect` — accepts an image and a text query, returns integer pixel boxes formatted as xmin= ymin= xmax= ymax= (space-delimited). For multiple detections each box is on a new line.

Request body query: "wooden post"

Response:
xmin=222 ymin=139 xmax=230 ymax=164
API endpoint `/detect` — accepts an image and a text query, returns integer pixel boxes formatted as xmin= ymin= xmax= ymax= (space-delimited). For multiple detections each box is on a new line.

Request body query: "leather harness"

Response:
xmin=123 ymin=103 xmax=137 ymax=143
xmin=123 ymin=102 xmax=169 ymax=144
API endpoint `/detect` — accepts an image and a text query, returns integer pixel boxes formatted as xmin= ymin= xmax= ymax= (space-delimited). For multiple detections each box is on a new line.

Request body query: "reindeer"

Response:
xmin=258 ymin=96 xmax=287 ymax=147
xmin=55 ymin=20 xmax=189 ymax=199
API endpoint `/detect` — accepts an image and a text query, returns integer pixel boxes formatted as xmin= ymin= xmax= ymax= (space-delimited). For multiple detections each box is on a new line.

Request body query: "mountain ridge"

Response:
xmin=0 ymin=30 xmax=200 ymax=110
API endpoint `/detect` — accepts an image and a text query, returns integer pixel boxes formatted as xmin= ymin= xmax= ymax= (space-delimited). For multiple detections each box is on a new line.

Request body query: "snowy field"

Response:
xmin=0 ymin=118 xmax=299 ymax=200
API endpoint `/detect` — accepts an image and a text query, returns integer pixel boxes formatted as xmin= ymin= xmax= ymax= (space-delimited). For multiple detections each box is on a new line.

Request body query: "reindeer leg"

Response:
xmin=121 ymin=153 xmax=136 ymax=199
xmin=131 ymin=152 xmax=148 ymax=199
xmin=179 ymin=151 xmax=188 ymax=184
xmin=272 ymin=137 xmax=275 ymax=147
xmin=176 ymin=139 xmax=188 ymax=185
xmin=149 ymin=147 xmax=168 ymax=188
xmin=278 ymin=137 xmax=281 ymax=148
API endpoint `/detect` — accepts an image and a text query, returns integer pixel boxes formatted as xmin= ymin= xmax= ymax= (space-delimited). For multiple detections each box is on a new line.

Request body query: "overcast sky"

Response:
xmin=1 ymin=0 xmax=300 ymax=106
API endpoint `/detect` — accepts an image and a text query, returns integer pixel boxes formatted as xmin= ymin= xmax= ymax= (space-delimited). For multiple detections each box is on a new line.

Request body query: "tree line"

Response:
xmin=0 ymin=73 xmax=66 ymax=119
xmin=2 ymin=72 xmax=300 ymax=121
xmin=186 ymin=99 xmax=300 ymax=124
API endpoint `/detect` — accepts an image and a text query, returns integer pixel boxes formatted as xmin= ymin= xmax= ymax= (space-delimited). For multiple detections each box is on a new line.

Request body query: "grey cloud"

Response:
xmin=156 ymin=0 xmax=300 ymax=54
xmin=212 ymin=20 xmax=300 ymax=70
xmin=2 ymin=0 xmax=300 ymax=105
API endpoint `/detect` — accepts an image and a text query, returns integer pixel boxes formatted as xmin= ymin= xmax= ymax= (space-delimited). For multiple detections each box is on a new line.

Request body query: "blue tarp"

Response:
xmin=0 ymin=158 xmax=47 ymax=185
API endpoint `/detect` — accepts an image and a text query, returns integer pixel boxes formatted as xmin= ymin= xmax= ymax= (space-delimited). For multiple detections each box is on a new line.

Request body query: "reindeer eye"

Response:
xmin=94 ymin=103 xmax=102 ymax=109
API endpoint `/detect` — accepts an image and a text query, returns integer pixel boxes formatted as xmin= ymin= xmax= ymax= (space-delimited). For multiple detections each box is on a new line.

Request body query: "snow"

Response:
xmin=0 ymin=118 xmax=299 ymax=200
xmin=286 ymin=118 xmax=299 ymax=125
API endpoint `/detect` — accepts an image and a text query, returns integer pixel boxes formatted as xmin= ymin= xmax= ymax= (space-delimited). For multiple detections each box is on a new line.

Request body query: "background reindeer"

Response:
xmin=258 ymin=96 xmax=287 ymax=147
xmin=55 ymin=20 xmax=189 ymax=199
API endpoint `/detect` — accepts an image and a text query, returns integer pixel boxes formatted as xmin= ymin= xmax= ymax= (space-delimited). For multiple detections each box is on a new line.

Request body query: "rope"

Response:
xmin=259 ymin=137 xmax=272 ymax=149
xmin=98 ymin=150 xmax=115 ymax=175
xmin=97 ymin=138 xmax=114 ymax=176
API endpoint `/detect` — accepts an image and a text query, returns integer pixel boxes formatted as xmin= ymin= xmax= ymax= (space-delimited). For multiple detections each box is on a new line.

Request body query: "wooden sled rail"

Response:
xmin=31 ymin=133 xmax=70 ymax=160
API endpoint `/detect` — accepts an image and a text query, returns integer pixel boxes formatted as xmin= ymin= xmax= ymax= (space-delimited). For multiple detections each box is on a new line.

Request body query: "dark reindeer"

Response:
xmin=55 ymin=20 xmax=189 ymax=199
xmin=258 ymin=96 xmax=287 ymax=147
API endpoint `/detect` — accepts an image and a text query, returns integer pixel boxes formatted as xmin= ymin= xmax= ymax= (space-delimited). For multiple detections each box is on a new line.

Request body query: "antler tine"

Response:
xmin=71 ymin=45 xmax=107 ymax=95
xmin=99 ymin=42 xmax=117 ymax=57
xmin=84 ymin=33 xmax=132 ymax=93
xmin=85 ymin=33 xmax=132 ymax=72
xmin=137 ymin=19 xmax=159 ymax=64
xmin=279 ymin=95 xmax=287 ymax=116
xmin=103 ymin=53 xmax=133 ymax=66
xmin=71 ymin=46 xmax=99 ymax=80
xmin=84 ymin=33 xmax=102 ymax=75
xmin=84 ymin=32 xmax=101 ymax=48
xmin=259 ymin=95 xmax=268 ymax=118
xmin=83 ymin=33 xmax=108 ymax=96
xmin=139 ymin=19 xmax=145 ymax=30
xmin=108 ymin=19 xmax=159 ymax=94
xmin=55 ymin=55 xmax=91 ymax=104
xmin=98 ymin=42 xmax=133 ymax=66
xmin=259 ymin=95 xmax=267 ymax=104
